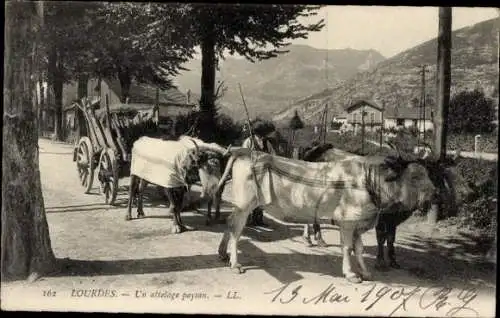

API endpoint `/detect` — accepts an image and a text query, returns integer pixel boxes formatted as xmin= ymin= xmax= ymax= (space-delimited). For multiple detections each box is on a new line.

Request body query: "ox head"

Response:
xmin=379 ymin=154 xmax=436 ymax=213
xmin=197 ymin=151 xmax=223 ymax=199
xmin=385 ymin=142 xmax=474 ymax=213
xmin=183 ymin=137 xmax=229 ymax=199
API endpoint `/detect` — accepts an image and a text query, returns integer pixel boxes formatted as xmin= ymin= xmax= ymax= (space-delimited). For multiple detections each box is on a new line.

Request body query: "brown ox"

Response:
xmin=304 ymin=143 xmax=474 ymax=270
xmin=215 ymin=149 xmax=436 ymax=283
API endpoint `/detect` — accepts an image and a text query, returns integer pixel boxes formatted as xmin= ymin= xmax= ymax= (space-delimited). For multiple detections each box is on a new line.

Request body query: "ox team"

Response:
xmin=127 ymin=132 xmax=460 ymax=284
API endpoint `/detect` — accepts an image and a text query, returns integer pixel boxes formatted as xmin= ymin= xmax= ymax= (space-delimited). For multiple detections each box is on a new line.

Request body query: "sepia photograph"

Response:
xmin=2 ymin=2 xmax=498 ymax=316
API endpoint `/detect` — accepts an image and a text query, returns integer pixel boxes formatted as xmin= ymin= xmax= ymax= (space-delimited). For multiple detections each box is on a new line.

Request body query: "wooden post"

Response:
xmin=361 ymin=106 xmax=366 ymax=154
xmin=380 ymin=101 xmax=385 ymax=149
xmin=429 ymin=7 xmax=452 ymax=225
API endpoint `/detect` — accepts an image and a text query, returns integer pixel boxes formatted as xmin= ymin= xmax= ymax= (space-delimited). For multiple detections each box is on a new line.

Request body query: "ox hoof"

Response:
xmin=302 ymin=236 xmax=314 ymax=247
xmin=389 ymin=260 xmax=401 ymax=269
xmin=375 ymin=261 xmax=389 ymax=272
xmin=215 ymin=218 xmax=226 ymax=225
xmin=183 ymin=224 xmax=195 ymax=231
xmin=316 ymin=238 xmax=328 ymax=248
xmin=361 ymin=272 xmax=373 ymax=281
xmin=171 ymin=224 xmax=184 ymax=234
xmin=346 ymin=275 xmax=363 ymax=284
xmin=125 ymin=215 xmax=132 ymax=221
xmin=218 ymin=253 xmax=229 ymax=263
xmin=231 ymin=264 xmax=245 ymax=274
xmin=137 ymin=213 xmax=145 ymax=219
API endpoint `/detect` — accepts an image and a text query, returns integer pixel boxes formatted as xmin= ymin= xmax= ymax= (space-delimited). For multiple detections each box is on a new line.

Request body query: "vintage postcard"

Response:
xmin=2 ymin=3 xmax=498 ymax=317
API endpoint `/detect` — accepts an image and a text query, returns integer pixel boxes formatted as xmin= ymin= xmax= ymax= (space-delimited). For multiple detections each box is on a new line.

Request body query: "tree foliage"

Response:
xmin=448 ymin=89 xmax=496 ymax=133
xmin=89 ymin=3 xmax=196 ymax=96
xmin=145 ymin=4 xmax=324 ymax=140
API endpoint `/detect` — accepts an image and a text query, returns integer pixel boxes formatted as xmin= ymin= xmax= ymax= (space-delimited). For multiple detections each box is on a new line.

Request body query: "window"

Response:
xmin=370 ymin=113 xmax=375 ymax=122
xmin=396 ymin=118 xmax=404 ymax=126
xmin=412 ymin=119 xmax=418 ymax=127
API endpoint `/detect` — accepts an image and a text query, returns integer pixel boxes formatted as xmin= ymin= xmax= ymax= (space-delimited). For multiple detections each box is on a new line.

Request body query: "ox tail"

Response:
xmin=216 ymin=155 xmax=237 ymax=194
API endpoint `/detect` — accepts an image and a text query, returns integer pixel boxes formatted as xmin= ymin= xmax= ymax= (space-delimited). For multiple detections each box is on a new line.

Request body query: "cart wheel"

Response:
xmin=98 ymin=148 xmax=119 ymax=205
xmin=76 ymin=137 xmax=95 ymax=194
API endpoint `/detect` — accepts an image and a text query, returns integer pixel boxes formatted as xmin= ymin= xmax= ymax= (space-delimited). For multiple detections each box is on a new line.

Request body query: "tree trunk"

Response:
xmin=199 ymin=19 xmax=217 ymax=141
xmin=118 ymin=69 xmax=131 ymax=103
xmin=53 ymin=73 xmax=63 ymax=141
xmin=38 ymin=77 xmax=44 ymax=135
xmin=48 ymin=45 xmax=63 ymax=141
xmin=3 ymin=1 xmax=56 ymax=282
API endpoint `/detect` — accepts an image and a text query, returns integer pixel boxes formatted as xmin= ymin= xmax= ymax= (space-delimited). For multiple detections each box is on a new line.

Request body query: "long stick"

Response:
xmin=238 ymin=83 xmax=262 ymax=205
xmin=238 ymin=83 xmax=257 ymax=147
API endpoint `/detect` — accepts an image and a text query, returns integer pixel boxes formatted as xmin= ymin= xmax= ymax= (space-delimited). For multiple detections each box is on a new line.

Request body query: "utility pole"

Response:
xmin=429 ymin=7 xmax=452 ymax=225
xmin=361 ymin=106 xmax=366 ymax=154
xmin=380 ymin=101 xmax=385 ymax=150
xmin=419 ymin=65 xmax=430 ymax=144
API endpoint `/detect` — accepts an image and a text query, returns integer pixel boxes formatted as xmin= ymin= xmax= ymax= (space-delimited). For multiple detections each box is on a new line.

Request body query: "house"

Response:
xmin=344 ymin=99 xmax=384 ymax=132
xmin=333 ymin=99 xmax=434 ymax=134
xmin=384 ymin=106 xmax=433 ymax=132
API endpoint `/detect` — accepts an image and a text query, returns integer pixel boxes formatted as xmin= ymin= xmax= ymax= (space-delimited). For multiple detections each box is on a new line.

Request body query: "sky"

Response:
xmin=293 ymin=6 xmax=499 ymax=58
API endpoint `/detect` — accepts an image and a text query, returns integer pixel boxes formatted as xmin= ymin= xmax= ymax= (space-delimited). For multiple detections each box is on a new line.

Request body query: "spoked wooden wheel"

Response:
xmin=98 ymin=148 xmax=119 ymax=205
xmin=76 ymin=137 xmax=95 ymax=194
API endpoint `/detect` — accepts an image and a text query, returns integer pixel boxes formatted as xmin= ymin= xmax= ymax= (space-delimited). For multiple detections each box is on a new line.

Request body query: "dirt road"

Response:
xmin=1 ymin=139 xmax=496 ymax=316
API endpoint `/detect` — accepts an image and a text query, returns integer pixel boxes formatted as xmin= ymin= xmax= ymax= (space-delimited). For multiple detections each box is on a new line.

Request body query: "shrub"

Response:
xmin=213 ymin=113 xmax=243 ymax=146
xmin=448 ymin=89 xmax=496 ymax=134
xmin=454 ymin=158 xmax=498 ymax=237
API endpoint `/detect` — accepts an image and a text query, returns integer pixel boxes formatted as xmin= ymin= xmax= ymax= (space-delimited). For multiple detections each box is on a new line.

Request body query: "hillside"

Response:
xmin=173 ymin=45 xmax=385 ymax=120
xmin=273 ymin=18 xmax=500 ymax=125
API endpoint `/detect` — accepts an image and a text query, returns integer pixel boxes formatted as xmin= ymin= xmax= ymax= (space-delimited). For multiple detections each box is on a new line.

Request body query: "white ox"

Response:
xmin=215 ymin=149 xmax=436 ymax=283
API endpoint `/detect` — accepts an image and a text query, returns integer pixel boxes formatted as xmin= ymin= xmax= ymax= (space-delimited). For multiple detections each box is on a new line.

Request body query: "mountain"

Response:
xmin=172 ymin=45 xmax=385 ymax=120
xmin=273 ymin=18 xmax=500 ymax=126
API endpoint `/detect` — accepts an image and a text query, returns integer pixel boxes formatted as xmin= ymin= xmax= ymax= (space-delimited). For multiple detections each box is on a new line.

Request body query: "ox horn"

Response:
xmin=188 ymin=138 xmax=200 ymax=158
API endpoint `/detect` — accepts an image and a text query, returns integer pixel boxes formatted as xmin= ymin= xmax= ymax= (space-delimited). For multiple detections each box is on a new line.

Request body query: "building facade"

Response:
xmin=331 ymin=100 xmax=434 ymax=133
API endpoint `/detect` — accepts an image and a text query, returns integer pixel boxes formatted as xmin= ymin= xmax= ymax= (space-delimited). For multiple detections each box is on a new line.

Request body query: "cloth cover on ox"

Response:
xmin=231 ymin=151 xmax=382 ymax=248
xmin=130 ymin=136 xmax=197 ymax=188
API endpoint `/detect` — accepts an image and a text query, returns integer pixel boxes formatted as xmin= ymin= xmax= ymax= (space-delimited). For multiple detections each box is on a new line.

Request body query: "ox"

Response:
xmin=215 ymin=149 xmax=437 ymax=283
xmin=126 ymin=136 xmax=229 ymax=233
xmin=304 ymin=143 xmax=473 ymax=270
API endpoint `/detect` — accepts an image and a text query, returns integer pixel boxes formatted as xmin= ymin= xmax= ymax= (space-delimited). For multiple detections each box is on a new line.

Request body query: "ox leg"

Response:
xmin=313 ymin=222 xmax=327 ymax=247
xmin=354 ymin=235 xmax=372 ymax=281
xmin=341 ymin=227 xmax=362 ymax=284
xmin=214 ymin=184 xmax=225 ymax=223
xmin=228 ymin=209 xmax=248 ymax=274
xmin=375 ymin=223 xmax=389 ymax=271
xmin=205 ymin=198 xmax=213 ymax=226
xmin=126 ymin=175 xmax=139 ymax=221
xmin=136 ymin=179 xmax=147 ymax=218
xmin=166 ymin=188 xmax=184 ymax=234
xmin=218 ymin=206 xmax=250 ymax=274
xmin=387 ymin=225 xmax=400 ymax=269
xmin=302 ymin=224 xmax=313 ymax=247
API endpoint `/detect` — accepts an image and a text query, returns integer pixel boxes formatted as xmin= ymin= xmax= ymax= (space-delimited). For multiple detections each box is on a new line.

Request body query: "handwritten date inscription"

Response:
xmin=265 ymin=282 xmax=479 ymax=317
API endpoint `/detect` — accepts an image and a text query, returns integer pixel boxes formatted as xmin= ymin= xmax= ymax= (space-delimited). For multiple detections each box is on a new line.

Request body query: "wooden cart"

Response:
xmin=73 ymin=98 xmax=160 ymax=205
